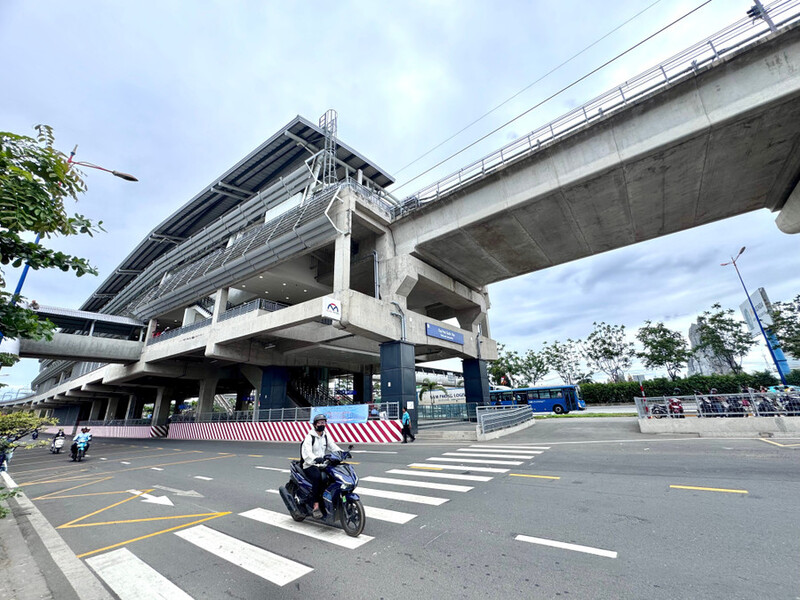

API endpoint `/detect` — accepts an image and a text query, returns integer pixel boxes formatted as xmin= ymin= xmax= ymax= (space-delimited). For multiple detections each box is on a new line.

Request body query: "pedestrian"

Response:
xmin=401 ymin=407 xmax=415 ymax=443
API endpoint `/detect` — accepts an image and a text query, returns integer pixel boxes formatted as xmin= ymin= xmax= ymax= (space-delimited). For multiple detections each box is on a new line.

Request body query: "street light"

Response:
xmin=0 ymin=147 xmax=137 ymax=345
xmin=721 ymin=246 xmax=788 ymax=385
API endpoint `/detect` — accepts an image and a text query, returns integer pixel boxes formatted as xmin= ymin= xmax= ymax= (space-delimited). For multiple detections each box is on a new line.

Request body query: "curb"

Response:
xmin=1 ymin=471 xmax=113 ymax=600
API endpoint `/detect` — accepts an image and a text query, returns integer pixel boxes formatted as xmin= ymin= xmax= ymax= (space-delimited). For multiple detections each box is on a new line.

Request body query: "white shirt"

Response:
xmin=301 ymin=429 xmax=342 ymax=468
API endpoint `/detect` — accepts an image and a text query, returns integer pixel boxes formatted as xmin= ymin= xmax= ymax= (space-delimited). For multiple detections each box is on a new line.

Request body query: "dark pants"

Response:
xmin=304 ymin=465 xmax=324 ymax=504
xmin=402 ymin=423 xmax=415 ymax=442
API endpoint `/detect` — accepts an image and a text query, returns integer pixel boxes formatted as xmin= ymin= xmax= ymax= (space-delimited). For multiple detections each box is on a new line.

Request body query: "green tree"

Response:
xmin=488 ymin=344 xmax=525 ymax=387
xmin=581 ymin=322 xmax=635 ymax=383
xmin=0 ymin=412 xmax=56 ymax=517
xmin=0 ymin=125 xmax=103 ymax=370
xmin=770 ymin=294 xmax=800 ymax=359
xmin=695 ymin=303 xmax=755 ymax=375
xmin=541 ymin=339 xmax=587 ymax=385
xmin=518 ymin=349 xmax=548 ymax=387
xmin=636 ymin=321 xmax=691 ymax=381
xmin=417 ymin=378 xmax=448 ymax=403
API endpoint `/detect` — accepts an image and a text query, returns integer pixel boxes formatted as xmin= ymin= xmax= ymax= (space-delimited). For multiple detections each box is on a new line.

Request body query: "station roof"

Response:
xmin=36 ymin=305 xmax=145 ymax=336
xmin=81 ymin=115 xmax=394 ymax=314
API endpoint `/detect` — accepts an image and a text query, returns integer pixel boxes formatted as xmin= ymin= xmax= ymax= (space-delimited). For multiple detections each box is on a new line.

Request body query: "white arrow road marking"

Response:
xmin=255 ymin=466 xmax=291 ymax=473
xmin=152 ymin=485 xmax=203 ymax=498
xmin=126 ymin=490 xmax=174 ymax=506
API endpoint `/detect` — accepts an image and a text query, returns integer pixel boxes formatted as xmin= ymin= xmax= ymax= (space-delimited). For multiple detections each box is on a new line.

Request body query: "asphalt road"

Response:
xmin=8 ymin=420 xmax=799 ymax=600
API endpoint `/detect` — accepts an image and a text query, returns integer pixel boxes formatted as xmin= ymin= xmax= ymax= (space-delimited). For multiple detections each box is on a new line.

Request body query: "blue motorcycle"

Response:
xmin=71 ymin=439 xmax=87 ymax=462
xmin=278 ymin=445 xmax=365 ymax=537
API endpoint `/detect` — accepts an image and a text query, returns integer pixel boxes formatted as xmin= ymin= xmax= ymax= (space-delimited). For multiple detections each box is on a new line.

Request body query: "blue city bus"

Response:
xmin=489 ymin=385 xmax=585 ymax=414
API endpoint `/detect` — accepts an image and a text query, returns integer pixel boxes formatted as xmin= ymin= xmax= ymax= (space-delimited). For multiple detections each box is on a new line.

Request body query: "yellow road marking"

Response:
xmin=760 ymin=438 xmax=800 ymax=448
xmin=409 ymin=466 xmax=443 ymax=470
xmin=19 ymin=454 xmax=235 ymax=487
xmin=248 ymin=455 xmax=263 ymax=457
xmin=63 ymin=512 xmax=225 ymax=528
xmin=59 ymin=490 xmax=153 ymax=529
xmin=34 ymin=477 xmax=114 ymax=500
xmin=670 ymin=485 xmax=748 ymax=494
xmin=509 ymin=473 xmax=561 ymax=480
xmin=76 ymin=512 xmax=230 ymax=559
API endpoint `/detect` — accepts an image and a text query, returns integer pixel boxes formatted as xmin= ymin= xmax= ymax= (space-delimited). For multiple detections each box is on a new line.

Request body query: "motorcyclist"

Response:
xmin=301 ymin=414 xmax=342 ymax=518
xmin=51 ymin=429 xmax=65 ymax=450
xmin=81 ymin=427 xmax=92 ymax=453
xmin=71 ymin=428 xmax=91 ymax=459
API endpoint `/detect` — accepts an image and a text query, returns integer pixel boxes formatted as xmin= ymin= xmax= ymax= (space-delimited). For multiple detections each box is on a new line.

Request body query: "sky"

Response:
xmin=2 ymin=0 xmax=799 ymax=392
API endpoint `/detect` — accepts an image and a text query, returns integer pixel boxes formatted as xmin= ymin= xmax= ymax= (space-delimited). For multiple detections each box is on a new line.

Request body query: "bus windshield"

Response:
xmin=489 ymin=385 xmax=586 ymax=414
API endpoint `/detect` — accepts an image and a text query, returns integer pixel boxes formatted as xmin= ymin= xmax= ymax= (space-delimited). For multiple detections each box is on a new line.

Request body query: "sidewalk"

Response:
xmin=0 ymin=471 xmax=112 ymax=600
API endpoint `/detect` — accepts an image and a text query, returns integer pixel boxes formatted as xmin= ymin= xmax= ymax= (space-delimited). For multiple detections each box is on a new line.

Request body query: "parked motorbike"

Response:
xmin=71 ymin=439 xmax=87 ymax=462
xmin=726 ymin=396 xmax=747 ymax=418
xmin=785 ymin=395 xmax=800 ymax=417
xmin=668 ymin=396 xmax=685 ymax=418
xmin=50 ymin=437 xmax=64 ymax=454
xmin=278 ymin=445 xmax=365 ymax=537
xmin=756 ymin=396 xmax=781 ymax=416
xmin=650 ymin=403 xmax=669 ymax=418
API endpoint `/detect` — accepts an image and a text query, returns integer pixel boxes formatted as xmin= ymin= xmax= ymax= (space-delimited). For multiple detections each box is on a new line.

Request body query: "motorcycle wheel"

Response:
xmin=77 ymin=450 xmax=83 ymax=462
xmin=285 ymin=481 xmax=306 ymax=522
xmin=340 ymin=498 xmax=365 ymax=537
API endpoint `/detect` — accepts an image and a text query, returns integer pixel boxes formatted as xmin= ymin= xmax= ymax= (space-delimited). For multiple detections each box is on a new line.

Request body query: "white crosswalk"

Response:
xmin=85 ymin=441 xmax=554 ymax=598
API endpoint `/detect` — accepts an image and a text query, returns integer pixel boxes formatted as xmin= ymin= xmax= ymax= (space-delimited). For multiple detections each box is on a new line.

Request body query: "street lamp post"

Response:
xmin=721 ymin=246 xmax=788 ymax=385
xmin=0 ymin=147 xmax=137 ymax=344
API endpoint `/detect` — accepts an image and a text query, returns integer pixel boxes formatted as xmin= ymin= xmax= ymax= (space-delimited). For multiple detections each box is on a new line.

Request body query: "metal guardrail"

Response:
xmin=218 ymin=298 xmax=288 ymax=322
xmin=148 ymin=318 xmax=211 ymax=344
xmin=634 ymin=393 xmax=800 ymax=418
xmin=476 ymin=404 xmax=535 ymax=434
xmin=396 ymin=0 xmax=800 ymax=217
xmin=82 ymin=418 xmax=152 ymax=426
xmin=418 ymin=402 xmax=478 ymax=421
xmin=171 ymin=402 xmax=400 ymax=423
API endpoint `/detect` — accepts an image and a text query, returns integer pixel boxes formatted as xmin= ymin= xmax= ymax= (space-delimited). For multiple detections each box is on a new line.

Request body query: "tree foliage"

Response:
xmin=417 ymin=378 xmax=448 ymax=402
xmin=541 ymin=339 xmax=587 ymax=385
xmin=636 ymin=321 xmax=691 ymax=381
xmin=0 ymin=126 xmax=103 ymax=370
xmin=771 ymin=295 xmax=800 ymax=359
xmin=694 ymin=303 xmax=755 ymax=375
xmin=581 ymin=322 xmax=635 ymax=383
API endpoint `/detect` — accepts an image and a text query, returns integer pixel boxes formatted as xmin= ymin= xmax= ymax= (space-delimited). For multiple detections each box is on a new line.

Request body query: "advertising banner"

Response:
xmin=311 ymin=404 xmax=368 ymax=424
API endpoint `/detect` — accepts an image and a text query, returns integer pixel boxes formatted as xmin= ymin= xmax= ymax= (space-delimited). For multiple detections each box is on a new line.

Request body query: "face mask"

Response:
xmin=315 ymin=424 xmax=326 ymax=433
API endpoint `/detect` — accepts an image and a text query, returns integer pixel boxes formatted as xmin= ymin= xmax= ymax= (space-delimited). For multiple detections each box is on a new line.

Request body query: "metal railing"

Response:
xmin=634 ymin=392 xmax=800 ymax=418
xmin=148 ymin=318 xmax=211 ymax=344
xmin=170 ymin=402 xmax=400 ymax=423
xmin=395 ymin=0 xmax=800 ymax=217
xmin=218 ymin=297 xmax=288 ymax=322
xmin=82 ymin=418 xmax=152 ymax=426
xmin=418 ymin=402 xmax=478 ymax=421
xmin=476 ymin=404 xmax=535 ymax=434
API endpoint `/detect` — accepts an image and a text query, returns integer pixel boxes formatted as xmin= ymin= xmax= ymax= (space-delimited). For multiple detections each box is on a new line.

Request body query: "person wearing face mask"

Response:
xmin=301 ymin=413 xmax=342 ymax=518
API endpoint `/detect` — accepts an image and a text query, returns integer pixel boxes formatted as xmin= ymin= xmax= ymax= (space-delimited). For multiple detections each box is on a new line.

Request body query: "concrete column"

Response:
xmin=105 ymin=397 xmax=120 ymax=421
xmin=333 ymin=233 xmax=351 ymax=293
xmin=124 ymin=394 xmax=137 ymax=419
xmin=776 ymin=182 xmax=800 ymax=234
xmin=212 ymin=287 xmax=229 ymax=323
xmin=380 ymin=341 xmax=417 ymax=433
xmin=196 ymin=378 xmax=219 ymax=416
xmin=462 ymin=358 xmax=490 ymax=406
xmin=146 ymin=319 xmax=158 ymax=340
xmin=256 ymin=367 xmax=291 ymax=412
xmin=88 ymin=399 xmax=104 ymax=422
xmin=151 ymin=387 xmax=173 ymax=426
xmin=353 ymin=370 xmax=373 ymax=405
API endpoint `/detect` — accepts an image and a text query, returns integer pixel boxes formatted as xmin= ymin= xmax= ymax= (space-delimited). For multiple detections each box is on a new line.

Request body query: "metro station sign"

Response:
xmin=321 ymin=297 xmax=341 ymax=321
xmin=426 ymin=323 xmax=464 ymax=345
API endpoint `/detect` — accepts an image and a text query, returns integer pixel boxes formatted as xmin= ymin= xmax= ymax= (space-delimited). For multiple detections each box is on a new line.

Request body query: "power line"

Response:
xmin=394 ymin=0 xmax=715 ymax=195
xmin=394 ymin=0 xmax=664 ymax=176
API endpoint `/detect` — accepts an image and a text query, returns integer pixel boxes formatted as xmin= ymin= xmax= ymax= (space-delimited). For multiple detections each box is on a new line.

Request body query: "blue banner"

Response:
xmin=426 ymin=323 xmax=464 ymax=345
xmin=311 ymin=404 xmax=369 ymax=424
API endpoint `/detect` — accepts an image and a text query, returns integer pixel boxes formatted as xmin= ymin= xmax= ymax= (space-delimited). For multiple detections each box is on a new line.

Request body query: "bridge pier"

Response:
xmin=380 ymin=341 xmax=417 ymax=433
xmin=196 ymin=377 xmax=219 ymax=415
xmin=462 ymin=359 xmax=490 ymax=406
xmin=152 ymin=387 xmax=173 ymax=426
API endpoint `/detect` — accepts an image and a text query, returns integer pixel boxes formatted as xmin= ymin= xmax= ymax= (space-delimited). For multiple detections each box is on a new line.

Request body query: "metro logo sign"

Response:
xmin=321 ymin=296 xmax=342 ymax=321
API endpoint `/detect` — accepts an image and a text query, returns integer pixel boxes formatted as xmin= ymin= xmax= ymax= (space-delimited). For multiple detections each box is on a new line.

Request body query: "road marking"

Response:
xmin=387 ymin=469 xmax=492 ymax=482
xmin=432 ymin=457 xmax=523 ymax=465
xmin=152 ymin=485 xmax=203 ymax=498
xmin=410 ymin=463 xmax=509 ymax=473
xmin=460 ymin=448 xmax=543 ymax=455
xmin=59 ymin=490 xmax=152 ymax=529
xmin=351 ymin=450 xmax=398 ymax=454
xmin=760 ymin=438 xmax=800 ymax=448
xmin=176 ymin=524 xmax=313 ymax=586
xmin=120 ymin=461 xmax=131 ymax=465
xmin=516 ymin=534 xmax=617 ymax=558
xmin=100 ymin=458 xmax=107 ymax=461
xmin=76 ymin=512 xmax=230 ymax=558
xmin=356 ymin=487 xmax=448 ymax=505
xmin=364 ymin=505 xmax=417 ymax=524
xmin=444 ymin=452 xmax=538 ymax=459
xmin=126 ymin=490 xmax=174 ymax=506
xmin=248 ymin=454 xmax=263 ymax=457
xmin=670 ymin=485 xmax=748 ymax=494
xmin=151 ymin=467 xmax=164 ymax=471
xmin=194 ymin=476 xmax=213 ymax=481
xmin=256 ymin=466 xmax=291 ymax=473
xmin=509 ymin=474 xmax=560 ymax=480
xmin=240 ymin=508 xmax=373 ymax=548
xmin=33 ymin=476 xmax=114 ymax=500
xmin=86 ymin=548 xmax=193 ymax=599
xmin=471 ymin=445 xmax=551 ymax=450
xmin=266 ymin=489 xmax=279 ymax=494
xmin=361 ymin=476 xmax=472 ymax=492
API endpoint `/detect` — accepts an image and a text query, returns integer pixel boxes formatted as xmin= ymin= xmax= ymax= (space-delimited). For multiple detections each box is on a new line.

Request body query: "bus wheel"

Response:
xmin=553 ymin=405 xmax=564 ymax=414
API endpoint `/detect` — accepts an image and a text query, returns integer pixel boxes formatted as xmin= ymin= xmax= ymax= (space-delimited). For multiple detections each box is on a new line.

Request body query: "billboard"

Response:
xmin=739 ymin=287 xmax=773 ymax=336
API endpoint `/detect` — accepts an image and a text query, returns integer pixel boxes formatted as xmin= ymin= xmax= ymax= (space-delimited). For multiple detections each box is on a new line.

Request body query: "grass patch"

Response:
xmin=533 ymin=412 xmax=638 ymax=419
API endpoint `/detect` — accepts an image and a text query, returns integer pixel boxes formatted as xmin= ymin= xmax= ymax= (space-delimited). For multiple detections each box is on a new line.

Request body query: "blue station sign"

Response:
xmin=425 ymin=323 xmax=464 ymax=345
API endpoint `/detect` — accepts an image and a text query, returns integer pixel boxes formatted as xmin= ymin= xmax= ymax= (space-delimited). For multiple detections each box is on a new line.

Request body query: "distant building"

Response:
xmin=687 ymin=322 xmax=734 ymax=376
